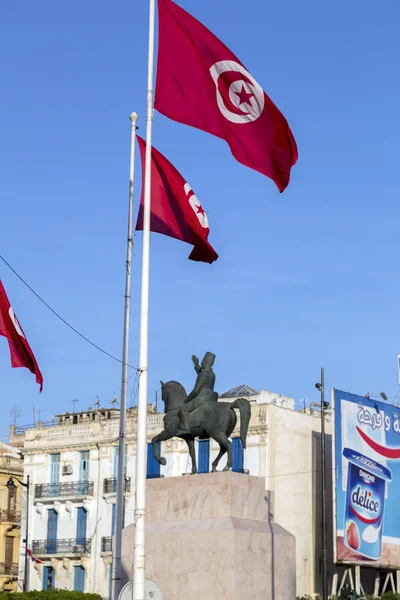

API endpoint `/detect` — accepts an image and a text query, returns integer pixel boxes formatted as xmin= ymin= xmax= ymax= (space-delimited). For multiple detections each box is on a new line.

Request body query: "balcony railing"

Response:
xmin=0 ymin=509 xmax=21 ymax=523
xmin=103 ymin=477 xmax=131 ymax=494
xmin=101 ymin=537 xmax=112 ymax=553
xmin=0 ymin=563 xmax=18 ymax=576
xmin=34 ymin=481 xmax=94 ymax=499
xmin=32 ymin=538 xmax=91 ymax=556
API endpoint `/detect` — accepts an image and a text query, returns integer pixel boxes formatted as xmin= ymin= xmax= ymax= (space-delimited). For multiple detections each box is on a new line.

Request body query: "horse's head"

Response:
xmin=160 ymin=380 xmax=187 ymax=412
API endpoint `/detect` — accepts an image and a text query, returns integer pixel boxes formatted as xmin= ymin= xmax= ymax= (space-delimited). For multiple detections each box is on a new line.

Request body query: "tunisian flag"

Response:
xmin=0 ymin=281 xmax=43 ymax=391
xmin=136 ymin=136 xmax=218 ymax=264
xmin=155 ymin=0 xmax=298 ymax=192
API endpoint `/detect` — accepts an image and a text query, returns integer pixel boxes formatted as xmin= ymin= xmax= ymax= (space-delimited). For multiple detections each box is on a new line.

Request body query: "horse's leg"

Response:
xmin=152 ymin=430 xmax=172 ymax=466
xmin=186 ymin=438 xmax=197 ymax=475
xmin=211 ymin=445 xmax=226 ymax=472
xmin=211 ymin=433 xmax=231 ymax=472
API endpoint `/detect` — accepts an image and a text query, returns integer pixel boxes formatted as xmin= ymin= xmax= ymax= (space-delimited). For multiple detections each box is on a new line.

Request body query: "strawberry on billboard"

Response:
xmin=334 ymin=389 xmax=400 ymax=567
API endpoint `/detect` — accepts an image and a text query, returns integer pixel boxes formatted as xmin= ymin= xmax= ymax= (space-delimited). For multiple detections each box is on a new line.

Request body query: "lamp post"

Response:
xmin=7 ymin=475 xmax=30 ymax=592
xmin=315 ymin=368 xmax=329 ymax=600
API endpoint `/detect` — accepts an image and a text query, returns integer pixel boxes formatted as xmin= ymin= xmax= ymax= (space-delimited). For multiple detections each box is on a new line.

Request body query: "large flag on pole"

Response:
xmin=136 ymin=136 xmax=218 ymax=264
xmin=155 ymin=0 xmax=298 ymax=192
xmin=0 ymin=280 xmax=43 ymax=391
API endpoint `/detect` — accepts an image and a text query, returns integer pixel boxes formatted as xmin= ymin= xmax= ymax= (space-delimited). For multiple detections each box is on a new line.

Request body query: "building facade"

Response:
xmin=0 ymin=442 xmax=24 ymax=592
xmin=15 ymin=387 xmax=332 ymax=597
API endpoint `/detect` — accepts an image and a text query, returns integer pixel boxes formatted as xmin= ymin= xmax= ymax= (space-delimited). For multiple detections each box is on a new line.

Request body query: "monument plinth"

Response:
xmin=121 ymin=472 xmax=296 ymax=599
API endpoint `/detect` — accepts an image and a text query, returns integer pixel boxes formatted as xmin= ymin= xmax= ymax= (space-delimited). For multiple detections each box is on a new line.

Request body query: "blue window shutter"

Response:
xmin=79 ymin=451 xmax=90 ymax=481
xmin=198 ymin=440 xmax=210 ymax=474
xmin=49 ymin=454 xmax=60 ymax=496
xmin=146 ymin=443 xmax=160 ymax=478
xmin=114 ymin=445 xmax=128 ymax=478
xmin=111 ymin=504 xmax=116 ymax=536
xmin=46 ymin=509 xmax=58 ymax=553
xmin=232 ymin=437 xmax=244 ymax=473
xmin=76 ymin=508 xmax=87 ymax=543
xmin=74 ymin=566 xmax=85 ymax=591
xmin=50 ymin=454 xmax=60 ymax=483
xmin=113 ymin=447 xmax=119 ymax=478
xmin=43 ymin=566 xmax=55 ymax=590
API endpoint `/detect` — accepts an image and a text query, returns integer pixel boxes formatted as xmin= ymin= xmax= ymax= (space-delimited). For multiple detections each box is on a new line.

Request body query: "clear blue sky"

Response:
xmin=1 ymin=0 xmax=400 ymax=438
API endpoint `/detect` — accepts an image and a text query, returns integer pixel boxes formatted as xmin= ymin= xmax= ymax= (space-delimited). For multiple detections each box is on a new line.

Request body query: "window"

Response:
xmin=78 ymin=451 xmax=90 ymax=494
xmin=146 ymin=442 xmax=160 ymax=478
xmin=113 ymin=445 xmax=128 ymax=477
xmin=43 ymin=566 xmax=55 ymax=590
xmin=232 ymin=437 xmax=244 ymax=473
xmin=76 ymin=507 xmax=87 ymax=544
xmin=50 ymin=453 xmax=60 ymax=496
xmin=198 ymin=440 xmax=210 ymax=474
xmin=5 ymin=537 xmax=13 ymax=569
xmin=79 ymin=451 xmax=90 ymax=481
xmin=46 ymin=509 xmax=58 ymax=553
xmin=74 ymin=566 xmax=85 ymax=591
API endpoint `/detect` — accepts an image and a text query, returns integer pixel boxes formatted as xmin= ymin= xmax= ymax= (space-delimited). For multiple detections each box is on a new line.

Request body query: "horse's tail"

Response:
xmin=230 ymin=398 xmax=251 ymax=449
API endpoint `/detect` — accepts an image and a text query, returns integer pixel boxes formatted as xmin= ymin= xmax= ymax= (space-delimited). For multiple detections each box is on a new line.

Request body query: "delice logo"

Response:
xmin=351 ymin=486 xmax=380 ymax=523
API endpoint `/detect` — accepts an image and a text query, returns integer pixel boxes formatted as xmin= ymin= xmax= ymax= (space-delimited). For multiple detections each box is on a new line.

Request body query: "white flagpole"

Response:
xmin=111 ymin=111 xmax=138 ymax=600
xmin=133 ymin=0 xmax=156 ymax=597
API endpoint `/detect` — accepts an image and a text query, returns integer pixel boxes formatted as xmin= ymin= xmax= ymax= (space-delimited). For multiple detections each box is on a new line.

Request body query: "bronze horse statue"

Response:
xmin=151 ymin=381 xmax=251 ymax=474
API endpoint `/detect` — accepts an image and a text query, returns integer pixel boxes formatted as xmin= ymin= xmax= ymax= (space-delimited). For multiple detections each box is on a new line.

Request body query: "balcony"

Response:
xmin=101 ymin=536 xmax=112 ymax=553
xmin=0 ymin=509 xmax=21 ymax=523
xmin=32 ymin=538 xmax=91 ymax=556
xmin=0 ymin=563 xmax=18 ymax=576
xmin=34 ymin=481 xmax=94 ymax=500
xmin=103 ymin=477 xmax=131 ymax=494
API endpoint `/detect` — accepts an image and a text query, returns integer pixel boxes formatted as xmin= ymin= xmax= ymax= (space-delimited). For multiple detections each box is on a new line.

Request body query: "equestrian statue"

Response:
xmin=151 ymin=352 xmax=251 ymax=474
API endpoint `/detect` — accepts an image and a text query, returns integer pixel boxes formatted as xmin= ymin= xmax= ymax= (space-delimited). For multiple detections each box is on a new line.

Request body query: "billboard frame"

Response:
xmin=333 ymin=389 xmax=400 ymax=569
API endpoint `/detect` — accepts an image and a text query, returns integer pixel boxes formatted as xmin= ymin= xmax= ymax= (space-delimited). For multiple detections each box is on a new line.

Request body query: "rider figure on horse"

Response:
xmin=178 ymin=351 xmax=217 ymax=434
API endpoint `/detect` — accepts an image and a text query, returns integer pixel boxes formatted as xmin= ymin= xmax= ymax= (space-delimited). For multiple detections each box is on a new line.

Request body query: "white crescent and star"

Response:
xmin=8 ymin=306 xmax=25 ymax=338
xmin=209 ymin=60 xmax=265 ymax=124
xmin=184 ymin=183 xmax=209 ymax=229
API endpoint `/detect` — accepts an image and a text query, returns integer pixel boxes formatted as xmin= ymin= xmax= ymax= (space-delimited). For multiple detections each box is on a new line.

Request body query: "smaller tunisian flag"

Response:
xmin=155 ymin=0 xmax=298 ymax=192
xmin=0 ymin=281 xmax=43 ymax=391
xmin=136 ymin=136 xmax=218 ymax=264
xmin=26 ymin=547 xmax=43 ymax=564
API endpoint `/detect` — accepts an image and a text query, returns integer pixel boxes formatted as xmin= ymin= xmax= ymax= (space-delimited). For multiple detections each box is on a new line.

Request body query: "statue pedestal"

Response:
xmin=121 ymin=472 xmax=296 ymax=599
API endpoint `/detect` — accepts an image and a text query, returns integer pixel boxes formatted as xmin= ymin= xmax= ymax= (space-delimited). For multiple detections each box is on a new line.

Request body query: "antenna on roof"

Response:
xmin=72 ymin=398 xmax=79 ymax=413
xmin=93 ymin=397 xmax=101 ymax=409
xmin=10 ymin=405 xmax=20 ymax=427
xmin=109 ymin=396 xmax=119 ymax=406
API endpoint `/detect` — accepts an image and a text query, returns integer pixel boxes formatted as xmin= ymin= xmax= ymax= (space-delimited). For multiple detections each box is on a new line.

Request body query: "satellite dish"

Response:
xmin=118 ymin=580 xmax=163 ymax=600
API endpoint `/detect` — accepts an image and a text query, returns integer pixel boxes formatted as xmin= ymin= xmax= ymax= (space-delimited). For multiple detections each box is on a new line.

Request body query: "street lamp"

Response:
xmin=315 ymin=368 xmax=329 ymax=600
xmin=7 ymin=475 xmax=30 ymax=592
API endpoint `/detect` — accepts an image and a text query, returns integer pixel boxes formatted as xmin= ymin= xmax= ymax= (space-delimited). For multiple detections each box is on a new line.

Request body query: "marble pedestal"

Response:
xmin=121 ymin=472 xmax=295 ymax=599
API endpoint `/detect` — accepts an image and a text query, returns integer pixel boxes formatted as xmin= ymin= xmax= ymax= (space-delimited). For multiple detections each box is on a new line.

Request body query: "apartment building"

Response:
xmin=13 ymin=386 xmax=332 ymax=597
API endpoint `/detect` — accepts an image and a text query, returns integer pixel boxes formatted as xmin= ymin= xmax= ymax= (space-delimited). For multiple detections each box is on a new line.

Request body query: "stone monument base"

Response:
xmin=121 ymin=472 xmax=295 ymax=599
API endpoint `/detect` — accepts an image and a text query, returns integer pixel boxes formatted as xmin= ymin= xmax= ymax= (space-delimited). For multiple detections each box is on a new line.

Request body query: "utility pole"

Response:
xmin=315 ymin=368 xmax=328 ymax=600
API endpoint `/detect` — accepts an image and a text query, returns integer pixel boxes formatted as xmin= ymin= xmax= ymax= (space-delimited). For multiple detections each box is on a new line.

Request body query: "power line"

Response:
xmin=0 ymin=254 xmax=137 ymax=370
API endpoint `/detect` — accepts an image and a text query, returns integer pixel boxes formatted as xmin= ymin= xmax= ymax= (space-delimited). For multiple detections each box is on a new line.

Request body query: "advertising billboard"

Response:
xmin=334 ymin=389 xmax=400 ymax=567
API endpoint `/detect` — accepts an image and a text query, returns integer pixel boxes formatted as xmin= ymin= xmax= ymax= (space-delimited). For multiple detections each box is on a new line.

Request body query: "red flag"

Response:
xmin=26 ymin=548 xmax=43 ymax=564
xmin=136 ymin=136 xmax=218 ymax=264
xmin=0 ymin=281 xmax=43 ymax=391
xmin=155 ymin=0 xmax=298 ymax=192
